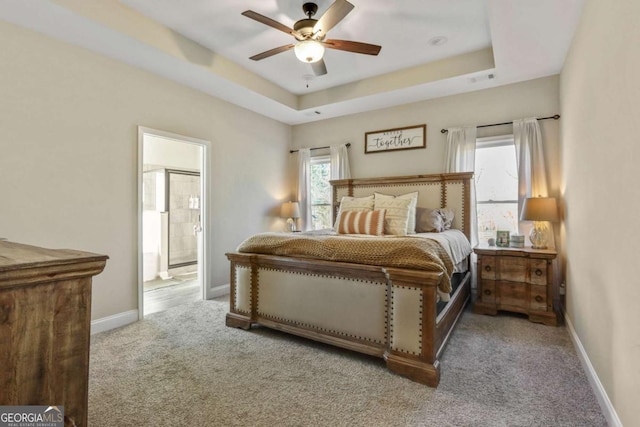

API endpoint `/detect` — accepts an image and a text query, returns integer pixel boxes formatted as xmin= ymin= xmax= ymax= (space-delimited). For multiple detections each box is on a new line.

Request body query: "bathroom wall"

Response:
xmin=167 ymin=171 xmax=200 ymax=267
xmin=142 ymin=135 xmax=203 ymax=281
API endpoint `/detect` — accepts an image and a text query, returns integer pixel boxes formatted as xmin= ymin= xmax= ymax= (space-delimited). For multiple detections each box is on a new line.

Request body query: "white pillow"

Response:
xmin=333 ymin=195 xmax=375 ymax=230
xmin=374 ymin=192 xmax=418 ymax=234
xmin=372 ymin=197 xmax=412 ymax=236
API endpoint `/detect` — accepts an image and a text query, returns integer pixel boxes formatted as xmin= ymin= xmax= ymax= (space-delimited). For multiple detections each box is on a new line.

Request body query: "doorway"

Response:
xmin=137 ymin=127 xmax=211 ymax=318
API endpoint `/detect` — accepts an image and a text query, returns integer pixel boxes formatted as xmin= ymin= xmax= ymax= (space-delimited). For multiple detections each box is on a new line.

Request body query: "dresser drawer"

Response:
xmin=528 ymin=259 xmax=548 ymax=285
xmin=480 ymin=256 xmax=496 ymax=280
xmin=530 ymin=285 xmax=547 ymax=311
xmin=496 ymin=281 xmax=527 ymax=310
xmin=499 ymin=257 xmax=527 ymax=282
xmin=480 ymin=279 xmax=496 ymax=304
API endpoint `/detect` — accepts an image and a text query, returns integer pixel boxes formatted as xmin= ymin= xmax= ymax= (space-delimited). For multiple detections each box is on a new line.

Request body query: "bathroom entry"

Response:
xmin=138 ymin=128 xmax=210 ymax=317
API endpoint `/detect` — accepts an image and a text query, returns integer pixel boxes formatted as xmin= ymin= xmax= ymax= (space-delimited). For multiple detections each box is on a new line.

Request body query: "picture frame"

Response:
xmin=364 ymin=124 xmax=426 ymax=154
xmin=496 ymin=230 xmax=510 ymax=247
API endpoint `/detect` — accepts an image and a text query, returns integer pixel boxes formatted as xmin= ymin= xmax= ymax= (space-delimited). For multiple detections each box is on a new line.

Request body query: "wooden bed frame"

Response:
xmin=226 ymin=172 xmax=473 ymax=387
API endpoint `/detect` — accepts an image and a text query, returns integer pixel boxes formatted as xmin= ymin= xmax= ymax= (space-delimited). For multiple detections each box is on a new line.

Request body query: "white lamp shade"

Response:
xmin=520 ymin=197 xmax=559 ymax=222
xmin=281 ymin=202 xmax=301 ymax=219
xmin=294 ymin=40 xmax=325 ymax=63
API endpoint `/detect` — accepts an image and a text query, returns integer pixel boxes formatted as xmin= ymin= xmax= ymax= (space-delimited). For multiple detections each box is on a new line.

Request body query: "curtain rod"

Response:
xmin=440 ymin=115 xmax=560 ymax=134
xmin=290 ymin=142 xmax=351 ymax=154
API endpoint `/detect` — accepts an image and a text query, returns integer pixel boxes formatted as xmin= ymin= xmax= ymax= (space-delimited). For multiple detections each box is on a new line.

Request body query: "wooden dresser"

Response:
xmin=473 ymin=245 xmax=558 ymax=326
xmin=0 ymin=241 xmax=108 ymax=427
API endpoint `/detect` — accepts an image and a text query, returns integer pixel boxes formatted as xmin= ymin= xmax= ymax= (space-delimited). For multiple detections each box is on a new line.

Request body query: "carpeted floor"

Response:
xmin=89 ymin=299 xmax=606 ymax=427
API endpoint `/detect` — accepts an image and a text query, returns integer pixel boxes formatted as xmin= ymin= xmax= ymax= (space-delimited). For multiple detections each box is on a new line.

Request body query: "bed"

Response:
xmin=226 ymin=172 xmax=473 ymax=387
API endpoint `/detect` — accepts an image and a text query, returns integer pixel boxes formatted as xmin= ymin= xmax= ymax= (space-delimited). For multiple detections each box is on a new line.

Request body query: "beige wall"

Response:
xmin=0 ymin=20 xmax=291 ymax=320
xmin=292 ymin=76 xmax=561 ymax=198
xmin=560 ymin=0 xmax=640 ymax=425
xmin=292 ymin=76 xmax=562 ymax=244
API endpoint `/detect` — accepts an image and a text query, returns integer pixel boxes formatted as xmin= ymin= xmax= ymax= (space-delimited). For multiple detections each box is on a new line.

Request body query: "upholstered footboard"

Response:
xmin=226 ymin=252 xmax=470 ymax=387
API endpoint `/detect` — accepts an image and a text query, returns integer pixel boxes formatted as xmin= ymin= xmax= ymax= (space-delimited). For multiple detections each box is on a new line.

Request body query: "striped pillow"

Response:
xmin=338 ymin=209 xmax=386 ymax=235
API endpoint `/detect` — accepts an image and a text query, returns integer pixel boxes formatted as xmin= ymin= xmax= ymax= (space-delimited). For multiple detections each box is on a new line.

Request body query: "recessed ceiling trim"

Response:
xmin=1 ymin=0 xmax=585 ymax=125
xmin=298 ymin=48 xmax=496 ymax=110
xmin=50 ymin=0 xmax=298 ymax=109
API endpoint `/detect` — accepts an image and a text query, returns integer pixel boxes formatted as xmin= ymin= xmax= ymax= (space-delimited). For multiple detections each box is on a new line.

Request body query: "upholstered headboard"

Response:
xmin=330 ymin=172 xmax=473 ymax=239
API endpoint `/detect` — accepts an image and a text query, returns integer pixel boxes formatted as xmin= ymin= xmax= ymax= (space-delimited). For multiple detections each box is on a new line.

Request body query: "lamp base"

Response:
xmin=286 ymin=218 xmax=297 ymax=232
xmin=529 ymin=221 xmax=549 ymax=249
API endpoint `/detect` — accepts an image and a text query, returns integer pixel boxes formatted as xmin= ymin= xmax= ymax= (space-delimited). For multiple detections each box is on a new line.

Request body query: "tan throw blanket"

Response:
xmin=236 ymin=232 xmax=454 ymax=293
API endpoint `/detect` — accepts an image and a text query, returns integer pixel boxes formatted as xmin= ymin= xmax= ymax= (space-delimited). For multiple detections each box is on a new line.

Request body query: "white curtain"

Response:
xmin=296 ymin=148 xmax=312 ymax=231
xmin=513 ymin=118 xmax=548 ymax=202
xmin=444 ymin=126 xmax=478 ymax=245
xmin=444 ymin=126 xmax=477 ymax=174
xmin=513 ymin=118 xmax=560 ymax=294
xmin=444 ymin=126 xmax=478 ymax=287
xmin=329 ymin=144 xmax=351 ymax=180
xmin=513 ymin=118 xmax=551 ymax=241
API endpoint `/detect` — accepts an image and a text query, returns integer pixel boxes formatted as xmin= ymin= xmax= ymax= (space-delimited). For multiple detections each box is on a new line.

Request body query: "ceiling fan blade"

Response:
xmin=313 ymin=0 xmax=354 ymax=38
xmin=249 ymin=44 xmax=295 ymax=61
xmin=323 ymin=39 xmax=381 ymax=56
xmin=311 ymin=59 xmax=328 ymax=76
xmin=242 ymin=10 xmax=302 ymax=39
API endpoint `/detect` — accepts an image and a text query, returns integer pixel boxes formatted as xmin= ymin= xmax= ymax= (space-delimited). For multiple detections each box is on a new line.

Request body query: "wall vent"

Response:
xmin=469 ymin=73 xmax=495 ymax=84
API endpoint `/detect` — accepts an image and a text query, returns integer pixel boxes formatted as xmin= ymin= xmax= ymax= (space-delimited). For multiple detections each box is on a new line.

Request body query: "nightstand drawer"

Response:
xmin=496 ymin=281 xmax=526 ymax=309
xmin=480 ymin=256 xmax=496 ymax=280
xmin=480 ymin=280 xmax=496 ymax=303
xmin=528 ymin=260 xmax=548 ymax=285
xmin=530 ymin=285 xmax=547 ymax=311
xmin=499 ymin=258 xmax=527 ymax=282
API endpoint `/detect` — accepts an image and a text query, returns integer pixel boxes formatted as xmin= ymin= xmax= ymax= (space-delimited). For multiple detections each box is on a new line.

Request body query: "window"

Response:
xmin=475 ymin=135 xmax=518 ymax=242
xmin=309 ymin=156 xmax=332 ymax=230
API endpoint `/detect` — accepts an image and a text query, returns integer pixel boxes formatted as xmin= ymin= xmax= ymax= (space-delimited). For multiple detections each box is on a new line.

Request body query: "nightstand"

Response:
xmin=473 ymin=245 xmax=559 ymax=326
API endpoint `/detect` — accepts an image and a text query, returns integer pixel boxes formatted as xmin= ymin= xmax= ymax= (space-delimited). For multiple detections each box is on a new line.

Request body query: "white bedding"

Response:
xmin=413 ymin=229 xmax=472 ymax=273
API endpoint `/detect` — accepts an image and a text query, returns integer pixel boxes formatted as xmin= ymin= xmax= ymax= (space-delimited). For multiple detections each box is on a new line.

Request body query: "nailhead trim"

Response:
xmin=356 ymin=182 xmax=437 ymax=189
xmin=257 ymin=313 xmax=385 ymax=345
xmin=257 ymin=266 xmax=383 ymax=284
xmin=233 ymin=265 xmax=251 ymax=315
xmin=389 ymin=285 xmax=423 ymax=356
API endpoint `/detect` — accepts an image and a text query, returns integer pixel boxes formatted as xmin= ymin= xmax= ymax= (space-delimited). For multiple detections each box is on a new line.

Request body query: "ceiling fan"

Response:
xmin=241 ymin=0 xmax=381 ymax=76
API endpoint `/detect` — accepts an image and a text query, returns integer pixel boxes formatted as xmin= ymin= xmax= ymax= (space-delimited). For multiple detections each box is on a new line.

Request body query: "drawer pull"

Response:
xmin=484 ymin=265 xmax=492 ymax=272
xmin=535 ymin=269 xmax=543 ymax=277
xmin=534 ymin=295 xmax=543 ymax=303
xmin=483 ymin=289 xmax=492 ymax=296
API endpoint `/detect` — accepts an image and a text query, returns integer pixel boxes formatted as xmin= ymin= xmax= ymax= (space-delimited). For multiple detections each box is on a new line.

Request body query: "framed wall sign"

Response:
xmin=364 ymin=124 xmax=426 ymax=154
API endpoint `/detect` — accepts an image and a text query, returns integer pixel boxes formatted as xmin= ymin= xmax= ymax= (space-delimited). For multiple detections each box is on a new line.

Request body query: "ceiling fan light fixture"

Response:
xmin=294 ymin=40 xmax=325 ymax=63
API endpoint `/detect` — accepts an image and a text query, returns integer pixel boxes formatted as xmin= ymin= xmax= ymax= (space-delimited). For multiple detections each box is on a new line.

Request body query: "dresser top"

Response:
xmin=0 ymin=241 xmax=108 ymax=272
xmin=474 ymin=244 xmax=557 ymax=258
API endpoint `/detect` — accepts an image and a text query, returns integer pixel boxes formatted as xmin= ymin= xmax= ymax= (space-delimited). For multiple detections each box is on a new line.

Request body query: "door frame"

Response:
xmin=137 ymin=126 xmax=212 ymax=319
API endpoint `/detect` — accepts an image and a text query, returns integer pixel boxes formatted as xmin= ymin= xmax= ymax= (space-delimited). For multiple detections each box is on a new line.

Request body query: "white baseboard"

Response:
xmin=207 ymin=283 xmax=229 ymax=299
xmin=91 ymin=309 xmax=138 ymax=335
xmin=91 ymin=285 xmax=228 ymax=335
xmin=564 ymin=310 xmax=622 ymax=427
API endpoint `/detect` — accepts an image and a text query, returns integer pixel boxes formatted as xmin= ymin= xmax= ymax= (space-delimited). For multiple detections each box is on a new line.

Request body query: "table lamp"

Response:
xmin=281 ymin=202 xmax=301 ymax=232
xmin=520 ymin=196 xmax=559 ymax=249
